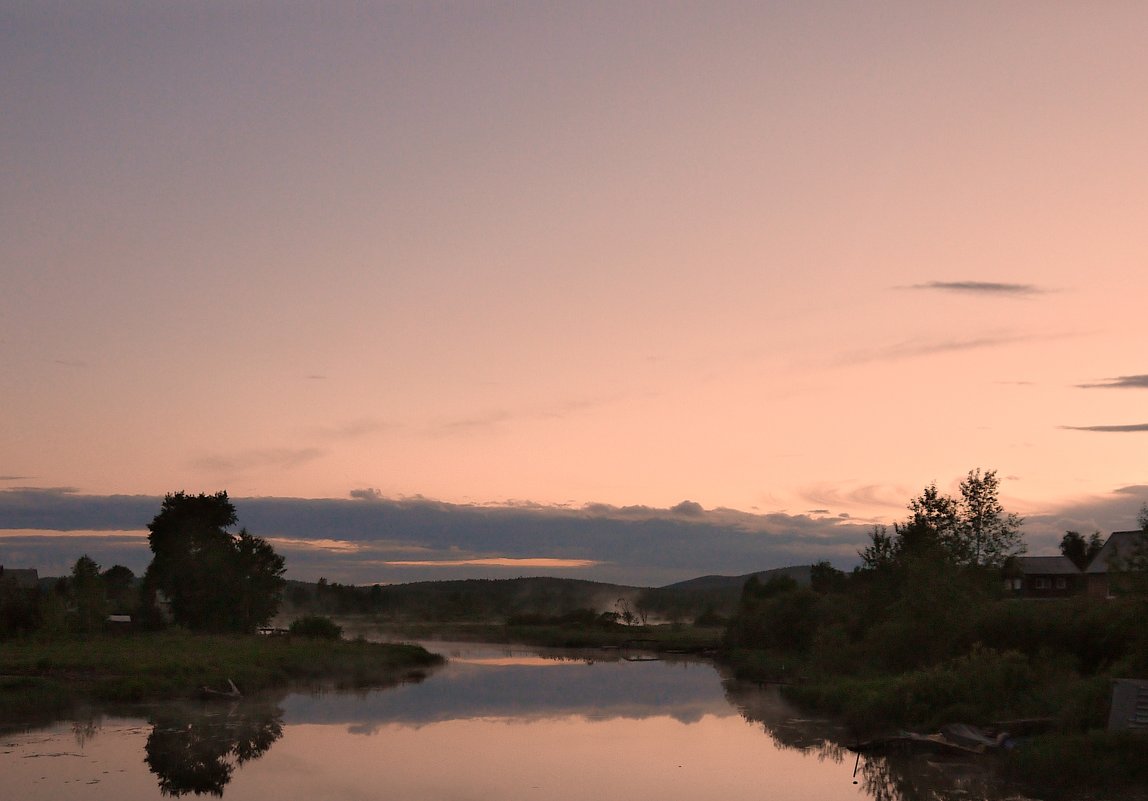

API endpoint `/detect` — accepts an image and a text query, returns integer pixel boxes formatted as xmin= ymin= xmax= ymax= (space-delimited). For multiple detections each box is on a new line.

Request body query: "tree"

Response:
xmin=1060 ymin=531 xmax=1104 ymax=570
xmin=71 ymin=555 xmax=107 ymax=632
xmin=142 ymin=492 xmax=286 ymax=633
xmin=956 ymin=469 xmax=1024 ymax=568
xmin=862 ymin=469 xmax=1025 ymax=571
xmin=101 ymin=564 xmax=137 ymax=614
xmin=810 ymin=560 xmax=847 ymax=594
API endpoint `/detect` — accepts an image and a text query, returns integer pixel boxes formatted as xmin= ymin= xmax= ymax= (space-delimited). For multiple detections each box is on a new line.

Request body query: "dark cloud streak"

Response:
xmin=905 ymin=281 xmax=1045 ymax=296
xmin=1076 ymin=374 xmax=1148 ymax=390
xmin=1 ymin=489 xmax=874 ymax=585
xmin=1060 ymin=423 xmax=1148 ymax=433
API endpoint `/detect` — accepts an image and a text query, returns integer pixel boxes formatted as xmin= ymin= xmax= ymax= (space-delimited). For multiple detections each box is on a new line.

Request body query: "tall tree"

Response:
xmin=101 ymin=564 xmax=137 ymax=614
xmin=71 ymin=555 xmax=107 ymax=632
xmin=143 ymin=492 xmax=286 ymax=633
xmin=956 ymin=469 xmax=1025 ymax=568
xmin=860 ymin=469 xmax=1024 ymax=571
xmin=1059 ymin=531 xmax=1104 ymax=570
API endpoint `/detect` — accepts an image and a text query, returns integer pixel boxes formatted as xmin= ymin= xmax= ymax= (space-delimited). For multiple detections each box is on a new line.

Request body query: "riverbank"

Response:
xmin=0 ymin=630 xmax=443 ymax=720
xmin=337 ymin=617 xmax=726 ymax=652
xmin=726 ymin=646 xmax=1148 ymax=799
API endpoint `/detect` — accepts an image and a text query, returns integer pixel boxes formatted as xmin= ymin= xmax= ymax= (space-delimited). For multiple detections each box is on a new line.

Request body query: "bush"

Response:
xmin=1004 ymin=731 xmax=1148 ymax=797
xmin=288 ymin=616 xmax=343 ymax=640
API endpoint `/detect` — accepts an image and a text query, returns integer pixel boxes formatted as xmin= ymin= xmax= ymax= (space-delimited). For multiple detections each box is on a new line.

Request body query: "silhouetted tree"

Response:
xmin=810 ymin=560 xmax=847 ymax=594
xmin=71 ymin=555 xmax=107 ymax=632
xmin=861 ymin=469 xmax=1024 ymax=571
xmin=957 ymin=468 xmax=1024 ymax=568
xmin=142 ymin=492 xmax=285 ymax=633
xmin=1060 ymin=531 xmax=1104 ymax=570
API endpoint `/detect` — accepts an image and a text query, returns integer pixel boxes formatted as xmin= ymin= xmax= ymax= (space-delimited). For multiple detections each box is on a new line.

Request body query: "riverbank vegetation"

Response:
xmin=0 ymin=629 xmax=442 ymax=721
xmin=0 ymin=493 xmax=441 ymax=726
xmin=723 ymin=470 xmax=1148 ymax=797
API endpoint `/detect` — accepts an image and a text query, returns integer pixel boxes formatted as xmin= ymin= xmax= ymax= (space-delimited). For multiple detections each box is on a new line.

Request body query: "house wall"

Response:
xmin=1022 ymin=574 xmax=1081 ymax=599
xmin=1087 ymin=573 xmax=1111 ymax=599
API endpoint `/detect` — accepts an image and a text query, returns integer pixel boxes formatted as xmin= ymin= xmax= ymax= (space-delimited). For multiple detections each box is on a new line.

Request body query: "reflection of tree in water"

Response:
xmin=145 ymin=699 xmax=284 ymax=797
xmin=72 ymin=712 xmax=103 ymax=747
xmin=856 ymin=749 xmax=1010 ymax=801
xmin=721 ymin=678 xmax=850 ymax=763
xmin=722 ymin=678 xmax=1016 ymax=801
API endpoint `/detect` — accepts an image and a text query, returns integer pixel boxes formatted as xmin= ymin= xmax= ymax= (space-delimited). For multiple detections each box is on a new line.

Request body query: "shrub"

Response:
xmin=288 ymin=616 xmax=343 ymax=640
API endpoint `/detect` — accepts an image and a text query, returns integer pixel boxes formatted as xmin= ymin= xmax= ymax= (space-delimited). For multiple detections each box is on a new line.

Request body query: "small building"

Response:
xmin=1108 ymin=679 xmax=1148 ymax=732
xmin=1004 ymin=556 xmax=1083 ymax=598
xmin=1085 ymin=531 xmax=1148 ymax=598
xmin=0 ymin=566 xmax=40 ymax=590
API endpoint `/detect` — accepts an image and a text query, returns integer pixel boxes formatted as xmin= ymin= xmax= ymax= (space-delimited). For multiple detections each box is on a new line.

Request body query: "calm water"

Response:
xmin=1 ymin=640 xmax=1025 ymax=801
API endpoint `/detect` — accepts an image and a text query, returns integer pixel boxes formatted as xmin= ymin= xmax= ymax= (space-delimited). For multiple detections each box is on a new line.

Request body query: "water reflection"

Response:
xmin=0 ymin=643 xmax=1036 ymax=801
xmin=723 ymin=678 xmax=1028 ymax=801
xmin=143 ymin=699 xmax=283 ymax=797
xmin=282 ymin=642 xmax=731 ymax=731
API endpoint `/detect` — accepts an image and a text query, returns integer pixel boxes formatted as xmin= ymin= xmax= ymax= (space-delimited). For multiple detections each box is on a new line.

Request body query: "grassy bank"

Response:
xmin=0 ymin=630 xmax=443 ymax=719
xmin=768 ymin=646 xmax=1107 ymax=734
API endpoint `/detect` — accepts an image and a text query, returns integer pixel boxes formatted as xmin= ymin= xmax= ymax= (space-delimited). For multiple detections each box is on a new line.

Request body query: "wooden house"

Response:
xmin=0 ymin=566 xmax=39 ymax=590
xmin=1085 ymin=530 xmax=1148 ymax=598
xmin=1004 ymin=556 xmax=1083 ymax=598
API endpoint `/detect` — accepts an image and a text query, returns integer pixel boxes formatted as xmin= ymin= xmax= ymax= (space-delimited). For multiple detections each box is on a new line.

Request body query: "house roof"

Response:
xmin=1086 ymin=531 xmax=1148 ymax=574
xmin=1014 ymin=556 xmax=1081 ymax=575
xmin=0 ymin=567 xmax=40 ymax=588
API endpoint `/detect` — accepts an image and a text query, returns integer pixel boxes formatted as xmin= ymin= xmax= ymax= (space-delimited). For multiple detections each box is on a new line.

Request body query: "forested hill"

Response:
xmin=282 ymin=566 xmax=812 ymax=623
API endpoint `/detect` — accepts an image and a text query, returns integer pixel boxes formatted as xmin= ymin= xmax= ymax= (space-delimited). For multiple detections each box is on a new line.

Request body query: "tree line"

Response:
xmin=723 ymin=468 xmax=1148 ymax=735
xmin=1 ymin=491 xmax=286 ymax=637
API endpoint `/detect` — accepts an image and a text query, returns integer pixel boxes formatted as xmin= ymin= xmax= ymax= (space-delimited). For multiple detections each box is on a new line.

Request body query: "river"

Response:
xmin=1 ymin=639 xmax=1031 ymax=800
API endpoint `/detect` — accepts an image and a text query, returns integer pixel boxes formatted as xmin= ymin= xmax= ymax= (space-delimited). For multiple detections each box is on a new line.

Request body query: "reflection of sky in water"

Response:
xmin=1 ymin=644 xmax=1024 ymax=801
xmin=282 ymin=648 xmax=734 ymax=730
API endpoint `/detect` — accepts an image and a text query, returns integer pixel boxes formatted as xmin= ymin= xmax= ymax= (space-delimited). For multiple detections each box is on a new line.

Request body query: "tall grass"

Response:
xmin=0 ymin=630 xmax=442 ymax=707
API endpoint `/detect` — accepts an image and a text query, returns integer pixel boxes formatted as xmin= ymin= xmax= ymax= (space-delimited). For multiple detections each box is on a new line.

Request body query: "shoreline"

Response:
xmin=0 ymin=630 xmax=443 ymax=722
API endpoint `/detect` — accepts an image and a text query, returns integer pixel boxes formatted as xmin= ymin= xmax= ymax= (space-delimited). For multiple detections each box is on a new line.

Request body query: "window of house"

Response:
xmin=1034 ymin=577 xmax=1051 ymax=590
xmin=1055 ymin=577 xmax=1067 ymax=590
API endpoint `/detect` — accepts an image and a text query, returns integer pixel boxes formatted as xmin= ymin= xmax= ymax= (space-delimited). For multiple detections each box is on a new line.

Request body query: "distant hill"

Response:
xmin=284 ymin=575 xmax=641 ymax=622
xmin=659 ymin=565 xmax=812 ymax=592
xmin=282 ymin=567 xmax=812 ymax=624
xmin=640 ymin=566 xmax=812 ymax=622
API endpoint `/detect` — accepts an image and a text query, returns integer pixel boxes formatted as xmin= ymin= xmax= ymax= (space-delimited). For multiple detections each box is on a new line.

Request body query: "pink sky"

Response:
xmin=3 ymin=3 xmax=1147 ymax=565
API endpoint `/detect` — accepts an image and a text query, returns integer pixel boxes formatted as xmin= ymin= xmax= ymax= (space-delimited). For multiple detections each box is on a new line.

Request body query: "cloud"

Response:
xmin=1 ymin=489 xmax=876 ymax=585
xmin=670 ymin=500 xmax=704 ymax=517
xmin=427 ymin=395 xmax=617 ymax=437
xmin=383 ymin=558 xmax=599 ymax=569
xmin=11 ymin=485 xmax=1144 ymax=587
xmin=904 ymin=281 xmax=1045 ymax=296
xmin=1076 ymin=374 xmax=1148 ymax=390
xmin=0 ymin=476 xmax=33 ymax=482
xmin=835 ymin=332 xmax=1039 ymax=367
xmin=1060 ymin=424 xmax=1148 ymax=433
xmin=190 ymin=447 xmax=327 ymax=472
xmin=799 ymin=482 xmax=910 ymax=514
xmin=1019 ymin=484 xmax=1148 ymax=556
xmin=350 ymin=488 xmax=384 ymax=501
xmin=311 ymin=419 xmax=393 ymax=441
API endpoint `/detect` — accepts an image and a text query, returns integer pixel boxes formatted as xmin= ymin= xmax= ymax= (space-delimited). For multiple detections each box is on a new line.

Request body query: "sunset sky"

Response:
xmin=3 ymin=2 xmax=1147 ymax=584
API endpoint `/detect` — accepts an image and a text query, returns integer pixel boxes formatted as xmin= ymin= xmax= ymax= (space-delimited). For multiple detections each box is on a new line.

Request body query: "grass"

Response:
xmin=1002 ymin=730 xmax=1148 ymax=799
xmin=0 ymin=630 xmax=443 ymax=716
